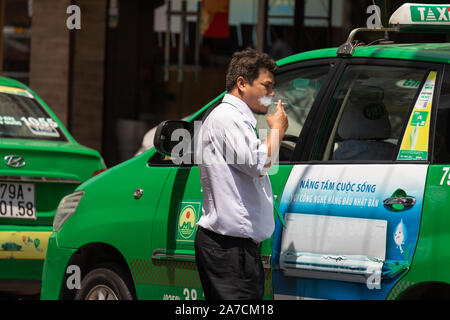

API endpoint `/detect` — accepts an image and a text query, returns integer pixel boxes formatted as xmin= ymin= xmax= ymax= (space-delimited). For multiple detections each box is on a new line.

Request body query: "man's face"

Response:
xmin=241 ymin=68 xmax=275 ymax=115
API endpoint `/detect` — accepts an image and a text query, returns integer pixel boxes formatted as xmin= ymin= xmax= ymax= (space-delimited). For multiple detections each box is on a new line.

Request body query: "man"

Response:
xmin=194 ymin=48 xmax=288 ymax=300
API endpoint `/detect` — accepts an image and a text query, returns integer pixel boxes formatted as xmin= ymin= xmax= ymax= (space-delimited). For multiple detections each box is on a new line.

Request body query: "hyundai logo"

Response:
xmin=4 ymin=155 xmax=26 ymax=168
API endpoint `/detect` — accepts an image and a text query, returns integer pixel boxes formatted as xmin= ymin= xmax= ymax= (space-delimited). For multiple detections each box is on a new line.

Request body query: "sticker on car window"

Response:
xmin=20 ymin=116 xmax=60 ymax=137
xmin=395 ymin=79 xmax=421 ymax=89
xmin=0 ymin=85 xmax=34 ymax=99
xmin=397 ymin=71 xmax=436 ymax=161
xmin=0 ymin=116 xmax=22 ymax=126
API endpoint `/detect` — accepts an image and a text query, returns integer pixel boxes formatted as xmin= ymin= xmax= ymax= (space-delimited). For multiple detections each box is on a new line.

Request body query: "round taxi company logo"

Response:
xmin=178 ymin=205 xmax=197 ymax=239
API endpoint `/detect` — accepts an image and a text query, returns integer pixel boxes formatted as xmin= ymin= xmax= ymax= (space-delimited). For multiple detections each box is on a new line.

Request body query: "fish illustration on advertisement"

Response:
xmin=394 ymin=219 xmax=407 ymax=254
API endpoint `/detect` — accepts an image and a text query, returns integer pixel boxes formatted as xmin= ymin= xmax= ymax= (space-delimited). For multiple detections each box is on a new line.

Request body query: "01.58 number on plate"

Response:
xmin=0 ymin=182 xmax=36 ymax=219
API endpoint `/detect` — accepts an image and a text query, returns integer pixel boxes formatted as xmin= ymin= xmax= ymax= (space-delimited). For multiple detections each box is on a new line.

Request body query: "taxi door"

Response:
xmin=147 ymin=60 xmax=340 ymax=300
xmin=273 ymin=60 xmax=443 ymax=300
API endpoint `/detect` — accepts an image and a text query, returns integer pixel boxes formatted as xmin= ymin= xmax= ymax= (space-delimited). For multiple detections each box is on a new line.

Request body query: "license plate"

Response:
xmin=0 ymin=182 xmax=36 ymax=220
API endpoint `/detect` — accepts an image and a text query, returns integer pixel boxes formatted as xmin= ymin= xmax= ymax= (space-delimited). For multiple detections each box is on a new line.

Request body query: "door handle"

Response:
xmin=383 ymin=196 xmax=416 ymax=211
xmin=151 ymin=248 xmax=196 ymax=262
xmin=151 ymin=248 xmax=272 ymax=269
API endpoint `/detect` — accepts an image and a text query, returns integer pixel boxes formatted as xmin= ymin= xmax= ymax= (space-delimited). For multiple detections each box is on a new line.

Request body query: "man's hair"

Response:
xmin=225 ymin=48 xmax=278 ymax=92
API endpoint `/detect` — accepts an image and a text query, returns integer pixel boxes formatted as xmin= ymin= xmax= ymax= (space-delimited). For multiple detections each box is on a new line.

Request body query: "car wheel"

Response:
xmin=74 ymin=264 xmax=134 ymax=300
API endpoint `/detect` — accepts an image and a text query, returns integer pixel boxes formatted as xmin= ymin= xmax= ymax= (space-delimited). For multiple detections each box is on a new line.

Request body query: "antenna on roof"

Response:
xmin=336 ymin=27 xmax=399 ymax=57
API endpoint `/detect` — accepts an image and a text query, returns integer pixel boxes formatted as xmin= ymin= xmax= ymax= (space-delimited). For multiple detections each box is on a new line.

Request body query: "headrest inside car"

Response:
xmin=337 ymin=100 xmax=391 ymax=140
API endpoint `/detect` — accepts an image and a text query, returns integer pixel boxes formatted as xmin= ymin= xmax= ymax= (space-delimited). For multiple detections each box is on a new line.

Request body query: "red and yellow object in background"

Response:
xmin=201 ymin=0 xmax=230 ymax=38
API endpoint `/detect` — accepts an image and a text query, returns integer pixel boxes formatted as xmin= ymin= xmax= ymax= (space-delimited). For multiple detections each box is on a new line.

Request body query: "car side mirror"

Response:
xmin=153 ymin=120 xmax=194 ymax=159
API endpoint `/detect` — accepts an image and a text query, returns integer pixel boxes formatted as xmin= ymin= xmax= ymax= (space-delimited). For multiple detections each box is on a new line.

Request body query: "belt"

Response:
xmin=198 ymin=227 xmax=260 ymax=247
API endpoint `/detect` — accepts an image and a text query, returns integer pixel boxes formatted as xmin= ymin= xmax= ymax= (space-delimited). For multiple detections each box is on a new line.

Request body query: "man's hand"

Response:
xmin=262 ymin=100 xmax=288 ymax=172
xmin=266 ymin=99 xmax=288 ymax=137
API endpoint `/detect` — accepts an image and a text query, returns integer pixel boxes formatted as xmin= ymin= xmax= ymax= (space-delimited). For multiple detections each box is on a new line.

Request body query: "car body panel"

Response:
xmin=387 ymin=165 xmax=450 ymax=299
xmin=40 ymin=233 xmax=76 ymax=299
xmin=278 ymin=44 xmax=450 ymax=68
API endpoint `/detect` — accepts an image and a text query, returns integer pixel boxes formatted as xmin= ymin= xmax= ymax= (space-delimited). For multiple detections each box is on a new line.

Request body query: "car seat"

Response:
xmin=332 ymin=99 xmax=396 ymax=161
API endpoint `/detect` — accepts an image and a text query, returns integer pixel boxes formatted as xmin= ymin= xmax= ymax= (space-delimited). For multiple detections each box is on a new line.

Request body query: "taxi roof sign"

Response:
xmin=389 ymin=3 xmax=450 ymax=31
xmin=337 ymin=3 xmax=450 ymax=57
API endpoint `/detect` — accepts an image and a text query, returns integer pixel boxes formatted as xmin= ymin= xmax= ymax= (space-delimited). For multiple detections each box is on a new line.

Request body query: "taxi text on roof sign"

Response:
xmin=390 ymin=3 xmax=450 ymax=26
xmin=412 ymin=5 xmax=450 ymax=22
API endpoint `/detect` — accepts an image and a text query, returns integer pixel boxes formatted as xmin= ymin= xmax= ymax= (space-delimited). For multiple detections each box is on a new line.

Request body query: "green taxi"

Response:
xmin=0 ymin=77 xmax=105 ymax=295
xmin=41 ymin=3 xmax=450 ymax=300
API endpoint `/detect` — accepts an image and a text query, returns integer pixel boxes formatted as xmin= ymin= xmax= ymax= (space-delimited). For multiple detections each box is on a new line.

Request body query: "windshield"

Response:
xmin=0 ymin=86 xmax=68 ymax=142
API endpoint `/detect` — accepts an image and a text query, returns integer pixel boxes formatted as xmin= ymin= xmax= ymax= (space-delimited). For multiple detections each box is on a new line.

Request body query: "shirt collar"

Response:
xmin=222 ymin=93 xmax=257 ymax=128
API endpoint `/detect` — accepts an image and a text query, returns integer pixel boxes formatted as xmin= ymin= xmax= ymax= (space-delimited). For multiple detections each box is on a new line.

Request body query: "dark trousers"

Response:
xmin=194 ymin=226 xmax=265 ymax=300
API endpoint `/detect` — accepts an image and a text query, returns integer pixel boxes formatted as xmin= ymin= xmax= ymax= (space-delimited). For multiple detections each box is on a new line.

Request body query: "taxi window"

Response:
xmin=434 ymin=66 xmax=450 ymax=163
xmin=254 ymin=65 xmax=330 ymax=162
xmin=321 ymin=65 xmax=428 ymax=161
xmin=0 ymin=87 xmax=67 ymax=142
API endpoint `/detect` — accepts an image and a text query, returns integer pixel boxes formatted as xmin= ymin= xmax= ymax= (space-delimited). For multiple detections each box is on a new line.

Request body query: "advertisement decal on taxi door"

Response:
xmin=272 ymin=164 xmax=428 ymax=299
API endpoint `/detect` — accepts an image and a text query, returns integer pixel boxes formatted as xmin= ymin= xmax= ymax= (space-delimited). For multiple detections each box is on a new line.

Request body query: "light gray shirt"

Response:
xmin=195 ymin=94 xmax=274 ymax=243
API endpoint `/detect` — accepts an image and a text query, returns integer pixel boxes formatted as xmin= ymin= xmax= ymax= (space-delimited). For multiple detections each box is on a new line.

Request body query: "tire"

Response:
xmin=74 ymin=264 xmax=134 ymax=300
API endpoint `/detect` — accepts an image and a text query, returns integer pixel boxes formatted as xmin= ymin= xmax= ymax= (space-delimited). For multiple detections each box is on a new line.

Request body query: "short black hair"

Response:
xmin=225 ymin=48 xmax=278 ymax=92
